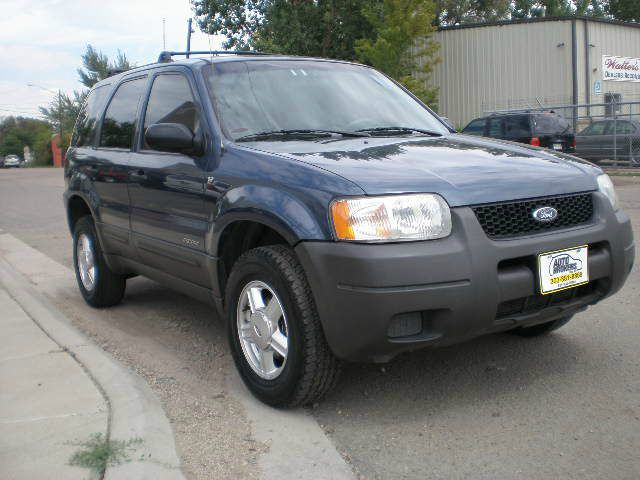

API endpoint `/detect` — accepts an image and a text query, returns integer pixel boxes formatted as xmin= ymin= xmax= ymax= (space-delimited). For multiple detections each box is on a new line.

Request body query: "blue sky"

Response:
xmin=0 ymin=0 xmax=224 ymax=119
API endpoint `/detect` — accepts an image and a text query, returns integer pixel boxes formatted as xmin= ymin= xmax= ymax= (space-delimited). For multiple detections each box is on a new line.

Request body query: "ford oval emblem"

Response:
xmin=532 ymin=206 xmax=558 ymax=222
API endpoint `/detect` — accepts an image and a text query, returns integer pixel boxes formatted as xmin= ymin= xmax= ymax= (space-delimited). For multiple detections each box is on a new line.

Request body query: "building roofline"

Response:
xmin=438 ymin=15 xmax=640 ymax=32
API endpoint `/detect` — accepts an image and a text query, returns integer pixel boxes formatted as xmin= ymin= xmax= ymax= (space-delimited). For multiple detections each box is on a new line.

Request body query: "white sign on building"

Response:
xmin=602 ymin=55 xmax=640 ymax=82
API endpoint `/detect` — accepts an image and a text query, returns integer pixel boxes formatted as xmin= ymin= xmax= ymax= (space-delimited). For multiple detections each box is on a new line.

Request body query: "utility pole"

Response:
xmin=186 ymin=18 xmax=193 ymax=58
xmin=57 ymin=89 xmax=64 ymax=166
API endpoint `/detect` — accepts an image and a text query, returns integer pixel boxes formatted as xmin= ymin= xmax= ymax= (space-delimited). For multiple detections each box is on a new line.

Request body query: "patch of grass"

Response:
xmin=68 ymin=433 xmax=142 ymax=477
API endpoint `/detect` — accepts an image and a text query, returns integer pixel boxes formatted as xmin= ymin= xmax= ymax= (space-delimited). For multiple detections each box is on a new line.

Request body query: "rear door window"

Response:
xmin=462 ymin=119 xmax=486 ymax=136
xmin=72 ymin=85 xmax=111 ymax=147
xmin=100 ymin=77 xmax=147 ymax=149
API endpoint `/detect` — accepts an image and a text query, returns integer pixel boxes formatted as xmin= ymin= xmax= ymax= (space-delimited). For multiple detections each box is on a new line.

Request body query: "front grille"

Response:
xmin=472 ymin=193 xmax=594 ymax=239
xmin=496 ymin=282 xmax=600 ymax=319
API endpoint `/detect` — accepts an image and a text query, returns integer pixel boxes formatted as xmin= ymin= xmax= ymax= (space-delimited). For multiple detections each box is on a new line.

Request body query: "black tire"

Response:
xmin=225 ymin=245 xmax=341 ymax=407
xmin=73 ymin=216 xmax=126 ymax=308
xmin=510 ymin=315 xmax=573 ymax=337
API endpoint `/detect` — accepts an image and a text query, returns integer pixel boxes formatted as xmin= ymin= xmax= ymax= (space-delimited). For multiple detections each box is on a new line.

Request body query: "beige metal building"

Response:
xmin=426 ymin=17 xmax=640 ymax=127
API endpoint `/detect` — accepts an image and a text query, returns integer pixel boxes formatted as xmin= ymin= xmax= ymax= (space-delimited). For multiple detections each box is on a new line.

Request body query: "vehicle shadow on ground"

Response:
xmin=318 ymin=327 xmax=591 ymax=416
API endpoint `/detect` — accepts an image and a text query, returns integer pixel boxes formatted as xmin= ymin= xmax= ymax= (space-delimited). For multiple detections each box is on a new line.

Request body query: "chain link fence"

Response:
xmin=486 ymin=99 xmax=640 ymax=167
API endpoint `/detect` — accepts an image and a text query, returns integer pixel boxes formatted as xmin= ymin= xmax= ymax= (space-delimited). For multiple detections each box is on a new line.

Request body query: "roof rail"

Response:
xmin=157 ymin=50 xmax=269 ymax=63
xmin=106 ymin=68 xmax=129 ymax=78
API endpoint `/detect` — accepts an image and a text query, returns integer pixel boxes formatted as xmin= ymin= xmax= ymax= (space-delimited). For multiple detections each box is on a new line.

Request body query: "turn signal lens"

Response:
xmin=330 ymin=194 xmax=452 ymax=242
xmin=530 ymin=136 xmax=541 ymax=147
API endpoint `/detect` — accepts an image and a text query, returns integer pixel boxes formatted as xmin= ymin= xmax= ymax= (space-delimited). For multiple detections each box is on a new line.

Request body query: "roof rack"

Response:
xmin=157 ymin=50 xmax=269 ymax=63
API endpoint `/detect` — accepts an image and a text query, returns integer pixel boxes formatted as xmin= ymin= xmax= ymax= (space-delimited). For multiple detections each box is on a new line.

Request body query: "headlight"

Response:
xmin=330 ymin=193 xmax=452 ymax=242
xmin=597 ymin=174 xmax=619 ymax=211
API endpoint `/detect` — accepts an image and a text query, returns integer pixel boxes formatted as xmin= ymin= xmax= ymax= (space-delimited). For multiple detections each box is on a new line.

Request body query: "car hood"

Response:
xmin=240 ymin=134 xmax=600 ymax=207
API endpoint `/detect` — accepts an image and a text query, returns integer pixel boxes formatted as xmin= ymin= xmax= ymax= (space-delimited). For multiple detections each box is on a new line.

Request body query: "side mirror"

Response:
xmin=145 ymin=123 xmax=203 ymax=155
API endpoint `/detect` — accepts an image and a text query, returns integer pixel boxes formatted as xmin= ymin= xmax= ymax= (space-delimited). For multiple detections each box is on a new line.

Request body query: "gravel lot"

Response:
xmin=1 ymin=168 xmax=638 ymax=480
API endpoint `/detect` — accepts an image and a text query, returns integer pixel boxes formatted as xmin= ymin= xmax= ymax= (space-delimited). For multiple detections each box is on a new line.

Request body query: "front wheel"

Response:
xmin=510 ymin=315 xmax=573 ymax=337
xmin=225 ymin=245 xmax=340 ymax=407
xmin=73 ymin=216 xmax=126 ymax=308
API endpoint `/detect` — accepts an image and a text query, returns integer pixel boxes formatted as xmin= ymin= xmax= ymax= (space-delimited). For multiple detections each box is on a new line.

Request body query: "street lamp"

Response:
xmin=27 ymin=82 xmax=64 ymax=165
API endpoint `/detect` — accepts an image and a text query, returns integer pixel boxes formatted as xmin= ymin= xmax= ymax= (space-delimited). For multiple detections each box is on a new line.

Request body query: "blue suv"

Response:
xmin=64 ymin=52 xmax=635 ymax=406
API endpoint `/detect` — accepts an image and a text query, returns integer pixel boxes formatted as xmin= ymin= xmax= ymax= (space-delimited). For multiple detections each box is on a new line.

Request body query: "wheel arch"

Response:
xmin=65 ymin=193 xmax=95 ymax=234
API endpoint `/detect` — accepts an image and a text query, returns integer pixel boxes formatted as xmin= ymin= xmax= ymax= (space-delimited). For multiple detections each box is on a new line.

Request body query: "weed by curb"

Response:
xmin=68 ymin=433 xmax=142 ymax=478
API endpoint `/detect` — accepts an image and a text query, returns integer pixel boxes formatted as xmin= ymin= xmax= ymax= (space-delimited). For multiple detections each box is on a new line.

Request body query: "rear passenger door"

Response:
xmin=127 ymin=70 xmax=210 ymax=287
xmin=92 ymin=76 xmax=147 ymax=257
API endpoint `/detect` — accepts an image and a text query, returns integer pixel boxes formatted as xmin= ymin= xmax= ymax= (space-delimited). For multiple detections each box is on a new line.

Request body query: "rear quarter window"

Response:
xmin=72 ymin=85 xmax=111 ymax=147
xmin=533 ymin=114 xmax=570 ymax=135
xmin=100 ymin=77 xmax=147 ymax=149
xmin=503 ymin=115 xmax=531 ymax=137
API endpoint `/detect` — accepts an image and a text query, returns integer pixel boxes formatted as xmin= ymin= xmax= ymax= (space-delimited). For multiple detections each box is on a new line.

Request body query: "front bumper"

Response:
xmin=295 ymin=192 xmax=635 ymax=362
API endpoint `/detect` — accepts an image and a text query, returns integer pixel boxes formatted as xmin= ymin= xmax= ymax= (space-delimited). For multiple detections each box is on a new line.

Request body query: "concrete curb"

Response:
xmin=0 ymin=230 xmax=357 ymax=480
xmin=0 ymin=244 xmax=186 ymax=480
xmin=228 ymin=371 xmax=356 ymax=480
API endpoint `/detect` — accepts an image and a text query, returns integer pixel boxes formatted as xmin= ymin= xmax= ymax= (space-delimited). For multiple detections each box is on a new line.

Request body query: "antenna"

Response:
xmin=162 ymin=18 xmax=166 ymax=50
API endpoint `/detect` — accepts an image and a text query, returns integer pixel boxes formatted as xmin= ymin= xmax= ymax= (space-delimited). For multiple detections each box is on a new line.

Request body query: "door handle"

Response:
xmin=206 ymin=176 xmax=231 ymax=193
xmin=130 ymin=169 xmax=147 ymax=180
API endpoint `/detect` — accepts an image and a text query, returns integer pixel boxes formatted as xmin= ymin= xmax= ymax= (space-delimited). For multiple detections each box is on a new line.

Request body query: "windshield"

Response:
xmin=204 ymin=60 xmax=449 ymax=141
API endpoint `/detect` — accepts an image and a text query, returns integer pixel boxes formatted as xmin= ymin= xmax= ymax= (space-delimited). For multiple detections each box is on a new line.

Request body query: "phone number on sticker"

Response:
xmin=550 ymin=272 xmax=583 ymax=284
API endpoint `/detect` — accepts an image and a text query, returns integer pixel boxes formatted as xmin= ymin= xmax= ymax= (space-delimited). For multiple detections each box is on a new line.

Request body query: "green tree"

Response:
xmin=193 ymin=0 xmax=441 ymax=104
xmin=77 ymin=45 xmax=131 ymax=88
xmin=40 ymin=45 xmax=132 ymax=152
xmin=609 ymin=0 xmax=640 ymax=21
xmin=355 ymin=0 xmax=440 ymax=106
xmin=193 ymin=0 xmax=374 ymax=59
xmin=435 ymin=0 xmax=511 ymax=25
xmin=0 ymin=116 xmax=53 ymax=166
xmin=511 ymin=0 xmax=608 ymax=19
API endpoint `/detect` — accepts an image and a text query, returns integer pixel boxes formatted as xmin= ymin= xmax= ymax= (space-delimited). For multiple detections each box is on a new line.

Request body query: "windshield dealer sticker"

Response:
xmin=538 ymin=246 xmax=589 ymax=295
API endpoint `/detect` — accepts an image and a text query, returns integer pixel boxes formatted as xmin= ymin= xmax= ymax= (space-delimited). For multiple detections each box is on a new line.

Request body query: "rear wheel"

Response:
xmin=226 ymin=245 xmax=340 ymax=407
xmin=73 ymin=216 xmax=126 ymax=307
xmin=510 ymin=315 xmax=573 ymax=337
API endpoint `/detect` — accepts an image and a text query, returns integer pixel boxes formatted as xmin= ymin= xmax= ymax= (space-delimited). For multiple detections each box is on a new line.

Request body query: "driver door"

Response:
xmin=127 ymin=71 xmax=210 ymax=286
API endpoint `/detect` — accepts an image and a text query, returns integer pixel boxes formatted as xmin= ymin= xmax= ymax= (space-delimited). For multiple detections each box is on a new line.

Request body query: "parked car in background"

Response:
xmin=575 ymin=119 xmax=640 ymax=166
xmin=3 ymin=154 xmax=22 ymax=168
xmin=462 ymin=112 xmax=575 ymax=153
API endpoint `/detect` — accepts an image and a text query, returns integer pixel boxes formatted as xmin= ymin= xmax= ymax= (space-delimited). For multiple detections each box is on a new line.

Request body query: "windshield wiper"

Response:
xmin=356 ymin=126 xmax=443 ymax=137
xmin=236 ymin=129 xmax=370 ymax=142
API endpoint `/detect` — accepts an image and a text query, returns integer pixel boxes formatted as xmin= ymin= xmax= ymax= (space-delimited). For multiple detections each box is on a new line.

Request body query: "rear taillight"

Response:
xmin=530 ymin=137 xmax=541 ymax=147
xmin=572 ymin=137 xmax=576 ymax=148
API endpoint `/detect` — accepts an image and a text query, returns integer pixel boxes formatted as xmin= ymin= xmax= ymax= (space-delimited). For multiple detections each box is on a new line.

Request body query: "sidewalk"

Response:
xmin=0 ymin=287 xmax=108 ymax=480
xmin=0 ymin=238 xmax=186 ymax=480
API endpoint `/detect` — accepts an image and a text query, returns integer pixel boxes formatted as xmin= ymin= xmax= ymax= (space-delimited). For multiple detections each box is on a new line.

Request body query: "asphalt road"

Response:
xmin=1 ymin=168 xmax=638 ymax=480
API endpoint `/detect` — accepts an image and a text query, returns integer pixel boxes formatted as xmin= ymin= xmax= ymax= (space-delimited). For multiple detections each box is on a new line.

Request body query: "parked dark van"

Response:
xmin=64 ymin=52 xmax=634 ymax=407
xmin=462 ymin=112 xmax=576 ymax=153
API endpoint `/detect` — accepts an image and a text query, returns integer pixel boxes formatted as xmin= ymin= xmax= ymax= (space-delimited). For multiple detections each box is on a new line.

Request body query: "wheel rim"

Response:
xmin=77 ymin=233 xmax=96 ymax=292
xmin=236 ymin=280 xmax=289 ymax=380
